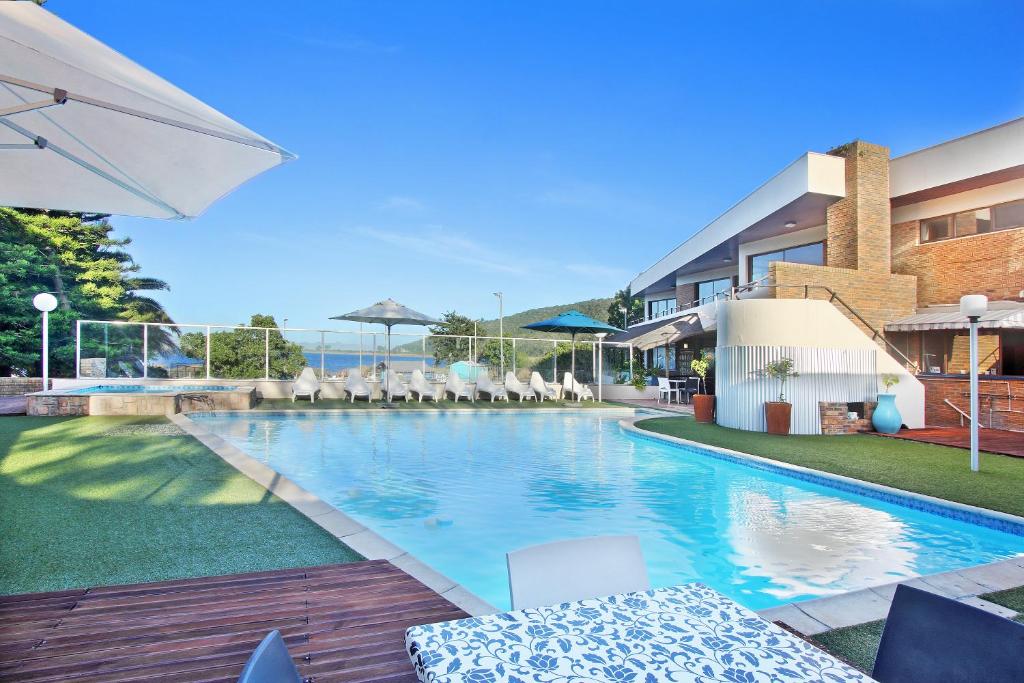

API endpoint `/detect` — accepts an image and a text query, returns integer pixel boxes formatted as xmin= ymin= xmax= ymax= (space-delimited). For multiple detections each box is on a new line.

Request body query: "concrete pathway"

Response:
xmin=613 ymin=398 xmax=694 ymax=415
xmin=0 ymin=396 xmax=26 ymax=416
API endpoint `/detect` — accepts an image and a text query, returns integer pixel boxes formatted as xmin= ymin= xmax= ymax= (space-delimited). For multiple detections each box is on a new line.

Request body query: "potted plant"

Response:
xmin=872 ymin=373 xmax=902 ymax=434
xmin=759 ymin=357 xmax=798 ymax=435
xmin=690 ymin=351 xmax=715 ymax=423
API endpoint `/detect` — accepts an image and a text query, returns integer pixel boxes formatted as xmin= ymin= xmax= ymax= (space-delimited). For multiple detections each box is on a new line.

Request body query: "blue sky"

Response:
xmin=52 ymin=0 xmax=1024 ymax=328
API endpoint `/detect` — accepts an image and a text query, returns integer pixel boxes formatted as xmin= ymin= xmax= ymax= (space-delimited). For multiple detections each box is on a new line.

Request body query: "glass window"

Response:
xmin=993 ymin=199 xmax=1024 ymax=232
xmin=749 ymin=241 xmax=825 ymax=281
xmin=651 ymin=346 xmax=676 ymax=371
xmin=647 ymin=298 xmax=674 ymax=319
xmin=1002 ymin=331 xmax=1024 ymax=376
xmin=922 ymin=333 xmax=950 ymax=374
xmin=921 ymin=216 xmax=951 ymax=242
xmin=696 ymin=277 xmax=732 ymax=303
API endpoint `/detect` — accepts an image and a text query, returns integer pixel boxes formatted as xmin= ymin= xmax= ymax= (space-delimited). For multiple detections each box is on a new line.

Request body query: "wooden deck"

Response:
xmin=0 ymin=560 xmax=468 ymax=683
xmin=878 ymin=426 xmax=1024 ymax=458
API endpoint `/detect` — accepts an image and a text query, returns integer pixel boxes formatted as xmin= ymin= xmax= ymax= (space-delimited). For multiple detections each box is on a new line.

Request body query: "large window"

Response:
xmin=696 ymin=277 xmax=732 ymax=303
xmin=748 ymin=241 xmax=825 ymax=281
xmin=647 ymin=298 xmax=674 ymax=319
xmin=920 ymin=199 xmax=1024 ymax=243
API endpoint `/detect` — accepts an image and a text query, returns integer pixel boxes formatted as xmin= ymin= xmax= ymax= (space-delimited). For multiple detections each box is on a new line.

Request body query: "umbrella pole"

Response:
xmin=570 ymin=332 xmax=576 ymax=404
xmin=383 ymin=323 xmax=394 ymax=409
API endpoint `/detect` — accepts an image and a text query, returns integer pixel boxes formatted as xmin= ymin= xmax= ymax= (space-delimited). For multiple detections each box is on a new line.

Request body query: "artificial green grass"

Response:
xmin=981 ymin=586 xmax=1024 ymax=622
xmin=0 ymin=416 xmax=362 ymax=595
xmin=811 ymin=620 xmax=885 ymax=674
xmin=258 ymin=397 xmax=621 ymax=410
xmin=636 ymin=416 xmax=1024 ymax=518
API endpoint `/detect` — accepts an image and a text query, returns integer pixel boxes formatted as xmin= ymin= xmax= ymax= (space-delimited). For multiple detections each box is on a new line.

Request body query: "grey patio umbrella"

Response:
xmin=330 ymin=299 xmax=437 ymax=407
xmin=523 ymin=310 xmax=622 ymax=400
xmin=0 ymin=2 xmax=293 ymax=219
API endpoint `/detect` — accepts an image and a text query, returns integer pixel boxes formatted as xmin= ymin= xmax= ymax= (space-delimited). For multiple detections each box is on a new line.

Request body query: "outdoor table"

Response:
xmin=668 ymin=379 xmax=688 ymax=403
xmin=407 ymin=583 xmax=873 ymax=683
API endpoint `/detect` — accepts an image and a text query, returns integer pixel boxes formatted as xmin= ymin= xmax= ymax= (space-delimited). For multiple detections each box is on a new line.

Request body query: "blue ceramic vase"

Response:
xmin=872 ymin=393 xmax=902 ymax=434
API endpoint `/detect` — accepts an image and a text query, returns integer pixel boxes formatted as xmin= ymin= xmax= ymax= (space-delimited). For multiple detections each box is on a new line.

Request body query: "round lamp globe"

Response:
xmin=33 ymin=292 xmax=58 ymax=313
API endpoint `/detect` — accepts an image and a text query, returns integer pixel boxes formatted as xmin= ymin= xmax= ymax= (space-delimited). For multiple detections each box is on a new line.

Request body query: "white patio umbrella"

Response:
xmin=0 ymin=2 xmax=293 ymax=219
xmin=330 ymin=300 xmax=437 ymax=407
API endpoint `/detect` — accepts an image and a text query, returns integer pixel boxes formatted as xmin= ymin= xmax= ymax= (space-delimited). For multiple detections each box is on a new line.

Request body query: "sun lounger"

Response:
xmin=563 ymin=372 xmax=594 ymax=401
xmin=344 ymin=368 xmax=372 ymax=402
xmin=409 ymin=369 xmax=438 ymax=402
xmin=475 ymin=371 xmax=508 ymax=402
xmin=290 ymin=367 xmax=320 ymax=403
xmin=444 ymin=370 xmax=474 ymax=402
xmin=505 ymin=372 xmax=536 ymax=402
xmin=530 ymin=371 xmax=558 ymax=402
xmin=506 ymin=535 xmax=649 ymax=610
xmin=237 ymin=630 xmax=302 ymax=683
xmin=384 ymin=369 xmax=410 ymax=402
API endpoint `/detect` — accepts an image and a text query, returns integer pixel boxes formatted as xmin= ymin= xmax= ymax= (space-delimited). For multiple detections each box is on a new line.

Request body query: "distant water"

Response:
xmin=304 ymin=352 xmax=437 ymax=373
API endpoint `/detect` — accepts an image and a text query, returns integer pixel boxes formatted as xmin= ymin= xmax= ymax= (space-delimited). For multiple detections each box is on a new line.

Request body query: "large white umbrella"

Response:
xmin=0 ymin=2 xmax=293 ymax=219
xmin=330 ymin=300 xmax=437 ymax=407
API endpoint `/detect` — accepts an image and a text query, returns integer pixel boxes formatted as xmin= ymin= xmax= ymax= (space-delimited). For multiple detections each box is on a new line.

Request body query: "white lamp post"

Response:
xmin=595 ymin=332 xmax=607 ymax=402
xmin=619 ymin=305 xmax=628 ymax=329
xmin=493 ymin=292 xmax=504 ymax=378
xmin=960 ymin=294 xmax=988 ymax=472
xmin=32 ymin=292 xmax=58 ymax=390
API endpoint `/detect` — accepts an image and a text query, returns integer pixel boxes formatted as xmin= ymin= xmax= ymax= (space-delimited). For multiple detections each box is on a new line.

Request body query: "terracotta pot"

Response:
xmin=693 ymin=394 xmax=715 ymax=423
xmin=764 ymin=401 xmax=792 ymax=435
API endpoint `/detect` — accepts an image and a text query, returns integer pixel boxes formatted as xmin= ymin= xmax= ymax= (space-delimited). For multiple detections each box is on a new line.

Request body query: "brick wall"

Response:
xmin=771 ymin=261 xmax=918 ymax=340
xmin=891 ymin=221 xmax=1024 ymax=306
xmin=920 ymin=376 xmax=1024 ymax=431
xmin=826 ymin=141 xmax=892 ymax=274
xmin=675 ymin=283 xmax=696 ymax=310
xmin=0 ymin=377 xmax=49 ymax=396
xmin=819 ymin=401 xmax=876 ymax=435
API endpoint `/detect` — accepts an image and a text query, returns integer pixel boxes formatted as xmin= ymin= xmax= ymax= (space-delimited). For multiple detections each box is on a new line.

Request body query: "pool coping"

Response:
xmin=621 ymin=416 xmax=1024 ymax=634
xmin=168 ymin=412 xmax=499 ymax=617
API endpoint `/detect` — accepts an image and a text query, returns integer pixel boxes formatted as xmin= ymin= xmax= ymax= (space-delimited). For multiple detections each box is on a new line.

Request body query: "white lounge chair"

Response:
xmin=384 ymin=369 xmax=410 ymax=402
xmin=444 ymin=371 xmax=474 ymax=402
xmin=657 ymin=377 xmax=679 ymax=404
xmin=530 ymin=371 xmax=558 ymax=402
xmin=409 ymin=369 xmax=438 ymax=402
xmin=291 ymin=367 xmax=320 ymax=403
xmin=475 ymin=371 xmax=508 ymax=402
xmin=504 ymin=372 xmax=536 ymax=402
xmin=506 ymin=535 xmax=650 ymax=610
xmin=344 ymin=368 xmax=372 ymax=403
xmin=563 ymin=372 xmax=594 ymax=402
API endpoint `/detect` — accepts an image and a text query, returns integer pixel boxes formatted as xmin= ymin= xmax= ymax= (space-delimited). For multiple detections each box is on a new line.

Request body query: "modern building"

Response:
xmin=616 ymin=117 xmax=1024 ymax=432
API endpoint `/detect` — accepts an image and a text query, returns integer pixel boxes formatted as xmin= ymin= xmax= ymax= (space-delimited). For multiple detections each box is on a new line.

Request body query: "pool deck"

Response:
xmin=876 ymin=426 xmax=1024 ymax=458
xmin=0 ymin=560 xmax=467 ymax=683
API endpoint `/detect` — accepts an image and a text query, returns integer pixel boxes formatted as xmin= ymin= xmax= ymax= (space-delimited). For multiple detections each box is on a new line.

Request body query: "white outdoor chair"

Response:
xmin=563 ymin=372 xmax=594 ymax=402
xmin=656 ymin=377 xmax=679 ymax=404
xmin=504 ymin=372 xmax=536 ymax=402
xmin=384 ymin=369 xmax=410 ymax=402
xmin=344 ymin=368 xmax=372 ymax=403
xmin=409 ymin=369 xmax=438 ymax=402
xmin=444 ymin=371 xmax=474 ymax=402
xmin=506 ymin=535 xmax=650 ymax=610
xmin=475 ymin=371 xmax=508 ymax=402
xmin=530 ymin=371 xmax=559 ymax=402
xmin=290 ymin=367 xmax=320 ymax=403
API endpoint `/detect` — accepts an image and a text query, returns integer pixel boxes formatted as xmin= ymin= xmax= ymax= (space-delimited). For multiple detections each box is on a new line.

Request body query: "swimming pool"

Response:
xmin=192 ymin=410 xmax=1024 ymax=611
xmin=64 ymin=384 xmax=237 ymax=394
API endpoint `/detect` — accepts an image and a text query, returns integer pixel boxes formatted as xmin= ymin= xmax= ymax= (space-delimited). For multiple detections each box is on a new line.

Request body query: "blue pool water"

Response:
xmin=192 ymin=410 xmax=1024 ymax=610
xmin=66 ymin=385 xmax=237 ymax=394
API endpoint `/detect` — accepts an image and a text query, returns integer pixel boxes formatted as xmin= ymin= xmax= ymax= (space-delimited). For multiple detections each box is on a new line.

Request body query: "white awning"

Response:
xmin=885 ymin=302 xmax=1024 ymax=332
xmin=609 ymin=304 xmax=717 ymax=351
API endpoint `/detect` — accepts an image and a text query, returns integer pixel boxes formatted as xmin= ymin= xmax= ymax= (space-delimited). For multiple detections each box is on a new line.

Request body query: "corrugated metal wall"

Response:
xmin=716 ymin=346 xmax=877 ymax=434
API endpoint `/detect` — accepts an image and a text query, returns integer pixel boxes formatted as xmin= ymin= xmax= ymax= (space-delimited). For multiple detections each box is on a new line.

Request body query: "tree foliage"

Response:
xmin=180 ymin=314 xmax=307 ymax=379
xmin=427 ymin=311 xmax=478 ymax=365
xmin=0 ymin=208 xmax=172 ymax=376
xmin=607 ymin=287 xmax=643 ymax=329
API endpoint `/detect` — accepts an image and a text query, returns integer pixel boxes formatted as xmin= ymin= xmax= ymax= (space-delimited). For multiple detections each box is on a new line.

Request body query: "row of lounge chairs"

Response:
xmin=292 ymin=366 xmax=594 ymax=403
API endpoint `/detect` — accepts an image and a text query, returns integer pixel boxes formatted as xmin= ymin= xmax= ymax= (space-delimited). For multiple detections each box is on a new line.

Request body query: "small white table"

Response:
xmin=407 ymin=583 xmax=872 ymax=683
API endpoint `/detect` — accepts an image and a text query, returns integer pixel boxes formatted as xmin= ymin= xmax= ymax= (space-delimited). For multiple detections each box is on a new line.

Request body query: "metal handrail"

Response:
xmin=944 ymin=398 xmax=985 ymax=428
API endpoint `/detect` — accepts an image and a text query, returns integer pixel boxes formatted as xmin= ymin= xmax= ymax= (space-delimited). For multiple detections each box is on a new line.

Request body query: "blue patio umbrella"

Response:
xmin=522 ymin=311 xmax=622 ymax=398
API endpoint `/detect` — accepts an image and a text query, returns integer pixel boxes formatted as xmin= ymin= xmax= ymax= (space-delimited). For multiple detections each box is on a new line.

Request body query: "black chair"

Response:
xmin=237 ymin=630 xmax=303 ymax=683
xmin=683 ymin=376 xmax=701 ymax=404
xmin=872 ymin=584 xmax=1024 ymax=682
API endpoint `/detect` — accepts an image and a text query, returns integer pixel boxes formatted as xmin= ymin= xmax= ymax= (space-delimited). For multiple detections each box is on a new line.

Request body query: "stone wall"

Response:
xmin=819 ymin=401 xmax=876 ymax=435
xmin=26 ymin=395 xmax=88 ymax=416
xmin=891 ymin=222 xmax=1024 ymax=307
xmin=0 ymin=377 xmax=49 ymax=396
xmin=919 ymin=376 xmax=1024 ymax=431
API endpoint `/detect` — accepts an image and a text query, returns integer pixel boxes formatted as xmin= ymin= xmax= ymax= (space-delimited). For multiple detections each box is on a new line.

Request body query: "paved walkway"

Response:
xmin=877 ymin=426 xmax=1024 ymax=458
xmin=0 ymin=560 xmax=466 ymax=683
xmin=613 ymin=398 xmax=694 ymax=415
xmin=0 ymin=396 xmax=26 ymax=416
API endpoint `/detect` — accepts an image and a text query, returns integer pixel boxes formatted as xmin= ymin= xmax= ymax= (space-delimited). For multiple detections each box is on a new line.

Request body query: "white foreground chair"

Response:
xmin=444 ymin=371 xmax=474 ymax=402
xmin=344 ymin=368 xmax=372 ymax=403
xmin=563 ymin=372 xmax=594 ymax=402
xmin=384 ymin=369 xmax=410 ymax=402
xmin=506 ymin=535 xmax=649 ymax=610
xmin=657 ymin=377 xmax=679 ymax=404
xmin=475 ymin=372 xmax=508 ymax=402
xmin=291 ymin=367 xmax=320 ymax=403
xmin=409 ymin=369 xmax=438 ymax=402
xmin=505 ymin=373 xmax=536 ymax=402
xmin=530 ymin=371 xmax=558 ymax=402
